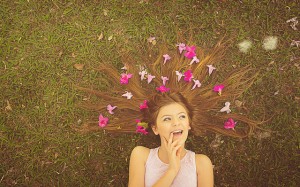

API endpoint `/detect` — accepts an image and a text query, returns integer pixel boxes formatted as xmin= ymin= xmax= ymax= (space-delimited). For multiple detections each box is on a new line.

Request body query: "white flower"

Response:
xmin=263 ymin=36 xmax=278 ymax=51
xmin=238 ymin=40 xmax=252 ymax=53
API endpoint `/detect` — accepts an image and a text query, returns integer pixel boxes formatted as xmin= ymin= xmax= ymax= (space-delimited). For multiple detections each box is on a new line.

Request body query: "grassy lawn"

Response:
xmin=1 ymin=0 xmax=299 ymax=186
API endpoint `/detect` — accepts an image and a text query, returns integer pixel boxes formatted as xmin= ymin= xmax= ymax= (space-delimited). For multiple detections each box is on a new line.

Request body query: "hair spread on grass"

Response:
xmin=76 ymin=40 xmax=262 ymax=138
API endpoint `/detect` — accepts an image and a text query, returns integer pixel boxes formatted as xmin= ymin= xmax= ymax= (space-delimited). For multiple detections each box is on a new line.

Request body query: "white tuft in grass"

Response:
xmin=237 ymin=40 xmax=252 ymax=53
xmin=262 ymin=36 xmax=278 ymax=51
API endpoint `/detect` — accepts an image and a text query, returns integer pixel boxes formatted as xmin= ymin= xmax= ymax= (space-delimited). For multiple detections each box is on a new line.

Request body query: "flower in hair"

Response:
xmin=176 ymin=43 xmax=186 ymax=54
xmin=139 ymin=100 xmax=148 ymax=110
xmin=107 ymin=104 xmax=117 ymax=114
xmin=220 ymin=102 xmax=231 ymax=113
xmin=163 ymin=54 xmax=171 ymax=65
xmin=213 ymin=84 xmax=224 ymax=96
xmin=147 ymin=74 xmax=155 ymax=84
xmin=175 ymin=71 xmax=184 ymax=82
xmin=98 ymin=114 xmax=109 ymax=127
xmin=224 ymin=118 xmax=237 ymax=130
xmin=207 ymin=65 xmax=216 ymax=76
xmin=139 ymin=70 xmax=147 ymax=80
xmin=184 ymin=70 xmax=193 ymax=82
xmin=135 ymin=119 xmax=149 ymax=135
xmin=122 ymin=91 xmax=133 ymax=99
xmin=184 ymin=45 xmax=196 ymax=59
xmin=156 ymin=85 xmax=170 ymax=93
xmin=189 ymin=56 xmax=200 ymax=65
xmin=191 ymin=79 xmax=201 ymax=90
xmin=120 ymin=73 xmax=132 ymax=84
xmin=161 ymin=76 xmax=169 ymax=85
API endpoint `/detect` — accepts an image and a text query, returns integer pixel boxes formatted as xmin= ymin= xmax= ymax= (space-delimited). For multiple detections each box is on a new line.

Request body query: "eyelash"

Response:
xmin=163 ymin=115 xmax=186 ymax=121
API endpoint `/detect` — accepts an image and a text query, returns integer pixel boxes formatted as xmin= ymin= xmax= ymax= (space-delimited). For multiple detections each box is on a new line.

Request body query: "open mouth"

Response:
xmin=171 ymin=130 xmax=183 ymax=136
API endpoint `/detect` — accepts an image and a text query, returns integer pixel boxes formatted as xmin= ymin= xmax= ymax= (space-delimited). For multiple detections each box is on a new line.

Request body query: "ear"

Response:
xmin=152 ymin=125 xmax=159 ymax=135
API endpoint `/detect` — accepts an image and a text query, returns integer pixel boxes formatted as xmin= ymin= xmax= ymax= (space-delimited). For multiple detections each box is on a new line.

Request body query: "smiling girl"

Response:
xmin=77 ymin=40 xmax=261 ymax=187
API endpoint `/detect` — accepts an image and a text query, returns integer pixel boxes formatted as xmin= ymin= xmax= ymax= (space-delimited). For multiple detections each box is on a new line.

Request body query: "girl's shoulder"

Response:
xmin=131 ymin=146 xmax=151 ymax=163
xmin=195 ymin=154 xmax=213 ymax=172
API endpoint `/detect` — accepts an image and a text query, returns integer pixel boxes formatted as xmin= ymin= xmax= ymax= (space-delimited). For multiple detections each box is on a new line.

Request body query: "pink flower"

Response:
xmin=163 ymin=54 xmax=171 ymax=65
xmin=139 ymin=70 xmax=147 ymax=80
xmin=191 ymin=79 xmax=201 ymax=90
xmin=184 ymin=45 xmax=196 ymax=59
xmin=156 ymin=85 xmax=170 ymax=93
xmin=107 ymin=104 xmax=117 ymax=114
xmin=213 ymin=84 xmax=225 ymax=96
xmin=176 ymin=43 xmax=186 ymax=54
xmin=189 ymin=56 xmax=200 ymax=65
xmin=175 ymin=71 xmax=184 ymax=82
xmin=139 ymin=100 xmax=148 ymax=110
xmin=161 ymin=76 xmax=169 ymax=85
xmin=207 ymin=65 xmax=216 ymax=76
xmin=184 ymin=70 xmax=193 ymax=82
xmin=120 ymin=73 xmax=132 ymax=84
xmin=136 ymin=126 xmax=148 ymax=135
xmin=98 ymin=114 xmax=109 ymax=127
xmin=224 ymin=118 xmax=237 ymax=130
xmin=147 ymin=74 xmax=155 ymax=84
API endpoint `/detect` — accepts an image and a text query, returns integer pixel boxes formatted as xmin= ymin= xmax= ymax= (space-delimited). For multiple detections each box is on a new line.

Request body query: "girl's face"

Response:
xmin=152 ymin=102 xmax=191 ymax=145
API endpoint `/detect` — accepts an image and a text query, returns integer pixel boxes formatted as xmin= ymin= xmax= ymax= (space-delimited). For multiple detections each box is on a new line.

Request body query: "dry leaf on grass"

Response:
xmin=5 ymin=100 xmax=12 ymax=111
xmin=74 ymin=64 xmax=84 ymax=70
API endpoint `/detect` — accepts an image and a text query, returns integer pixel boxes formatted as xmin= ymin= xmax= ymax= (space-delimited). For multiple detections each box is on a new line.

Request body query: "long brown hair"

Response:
xmin=76 ymin=40 xmax=261 ymax=138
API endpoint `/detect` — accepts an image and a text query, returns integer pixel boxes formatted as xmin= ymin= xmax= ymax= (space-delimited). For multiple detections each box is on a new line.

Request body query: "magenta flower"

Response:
xmin=176 ymin=43 xmax=186 ymax=54
xmin=107 ymin=104 xmax=117 ymax=114
xmin=163 ymin=54 xmax=171 ymax=65
xmin=99 ymin=114 xmax=109 ymax=128
xmin=120 ymin=73 xmax=132 ymax=84
xmin=213 ymin=84 xmax=225 ymax=96
xmin=184 ymin=45 xmax=196 ymax=59
xmin=139 ymin=100 xmax=148 ymax=110
xmin=184 ymin=70 xmax=193 ymax=82
xmin=156 ymin=85 xmax=170 ymax=93
xmin=136 ymin=126 xmax=149 ymax=135
xmin=224 ymin=118 xmax=237 ymax=130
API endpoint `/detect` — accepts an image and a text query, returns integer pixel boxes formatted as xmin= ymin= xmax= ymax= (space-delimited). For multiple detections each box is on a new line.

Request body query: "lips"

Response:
xmin=171 ymin=129 xmax=183 ymax=135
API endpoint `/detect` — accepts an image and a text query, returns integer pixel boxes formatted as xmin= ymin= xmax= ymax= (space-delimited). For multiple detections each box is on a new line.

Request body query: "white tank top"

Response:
xmin=145 ymin=147 xmax=197 ymax=187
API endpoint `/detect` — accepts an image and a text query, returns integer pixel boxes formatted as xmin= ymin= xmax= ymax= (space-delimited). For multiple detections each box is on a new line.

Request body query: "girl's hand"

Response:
xmin=162 ymin=133 xmax=183 ymax=175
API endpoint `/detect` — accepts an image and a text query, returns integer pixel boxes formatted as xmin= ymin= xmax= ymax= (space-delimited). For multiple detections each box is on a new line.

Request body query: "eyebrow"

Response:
xmin=161 ymin=112 xmax=186 ymax=118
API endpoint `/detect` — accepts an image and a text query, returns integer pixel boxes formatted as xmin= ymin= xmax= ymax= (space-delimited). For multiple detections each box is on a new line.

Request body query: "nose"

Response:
xmin=172 ymin=118 xmax=180 ymax=126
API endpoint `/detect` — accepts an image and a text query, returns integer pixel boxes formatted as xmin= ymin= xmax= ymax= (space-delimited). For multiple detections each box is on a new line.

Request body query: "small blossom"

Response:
xmin=107 ymin=104 xmax=117 ymax=114
xmin=99 ymin=114 xmax=109 ymax=127
xmin=175 ymin=71 xmax=184 ymax=82
xmin=184 ymin=70 xmax=193 ymax=82
xmin=220 ymin=102 xmax=231 ymax=113
xmin=120 ymin=73 xmax=133 ymax=84
xmin=139 ymin=100 xmax=148 ymax=110
xmin=191 ymin=79 xmax=201 ymax=90
xmin=147 ymin=36 xmax=157 ymax=45
xmin=156 ymin=85 xmax=170 ymax=93
xmin=291 ymin=40 xmax=300 ymax=47
xmin=161 ymin=76 xmax=169 ymax=85
xmin=213 ymin=84 xmax=224 ymax=96
xmin=207 ymin=65 xmax=216 ymax=76
xmin=147 ymin=74 xmax=155 ymax=84
xmin=139 ymin=70 xmax=148 ymax=80
xmin=176 ymin=43 xmax=186 ymax=54
xmin=224 ymin=118 xmax=237 ymax=130
xmin=238 ymin=40 xmax=252 ymax=53
xmin=122 ymin=91 xmax=133 ymax=99
xmin=189 ymin=56 xmax=200 ymax=65
xmin=286 ymin=17 xmax=298 ymax=30
xmin=163 ymin=54 xmax=171 ymax=65
xmin=136 ymin=125 xmax=148 ymax=135
xmin=184 ymin=45 xmax=196 ymax=59
xmin=262 ymin=36 xmax=278 ymax=51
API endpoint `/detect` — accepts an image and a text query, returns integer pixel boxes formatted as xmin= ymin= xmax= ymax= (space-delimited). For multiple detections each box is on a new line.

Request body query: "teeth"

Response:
xmin=172 ymin=130 xmax=182 ymax=133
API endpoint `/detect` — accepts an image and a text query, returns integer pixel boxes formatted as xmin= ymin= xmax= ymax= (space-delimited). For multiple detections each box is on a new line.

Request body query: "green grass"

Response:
xmin=1 ymin=0 xmax=299 ymax=186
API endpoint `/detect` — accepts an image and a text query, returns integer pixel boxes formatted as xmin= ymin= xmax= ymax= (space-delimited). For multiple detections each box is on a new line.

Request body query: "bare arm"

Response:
xmin=196 ymin=154 xmax=214 ymax=187
xmin=128 ymin=146 xmax=148 ymax=187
